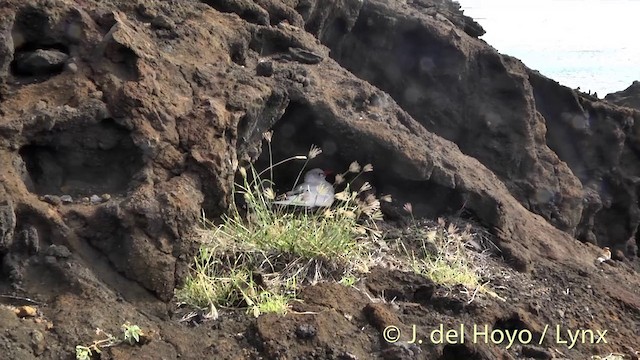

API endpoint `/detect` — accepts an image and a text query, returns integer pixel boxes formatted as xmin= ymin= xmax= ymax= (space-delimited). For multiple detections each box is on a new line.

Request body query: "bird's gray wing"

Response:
xmin=311 ymin=182 xmax=335 ymax=207
xmin=273 ymin=188 xmax=313 ymax=207
xmin=285 ymin=182 xmax=312 ymax=196
xmin=274 ymin=180 xmax=334 ymax=207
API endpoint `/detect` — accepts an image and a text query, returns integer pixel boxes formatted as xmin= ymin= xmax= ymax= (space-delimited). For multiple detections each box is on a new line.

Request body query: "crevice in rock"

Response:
xmin=229 ymin=41 xmax=248 ymax=66
xmin=253 ymin=101 xmax=335 ymax=193
xmin=493 ymin=314 xmax=528 ymax=333
xmin=200 ymin=0 xmax=269 ymax=26
xmin=492 ymin=313 xmax=541 ymax=344
xmin=10 ymin=6 xmax=70 ymax=83
xmin=249 ymin=27 xmax=304 ymax=57
xmin=102 ymin=41 xmax=140 ymax=82
xmin=18 ymin=119 xmax=144 ymax=197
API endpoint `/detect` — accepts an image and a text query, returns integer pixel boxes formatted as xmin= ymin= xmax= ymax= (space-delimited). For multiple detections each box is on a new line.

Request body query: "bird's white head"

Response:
xmin=304 ymin=168 xmax=327 ymax=183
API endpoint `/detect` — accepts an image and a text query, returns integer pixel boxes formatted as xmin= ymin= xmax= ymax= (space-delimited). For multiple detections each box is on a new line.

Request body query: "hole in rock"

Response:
xmin=19 ymin=119 xmax=144 ymax=197
xmin=254 ymin=101 xmax=468 ymax=219
xmin=492 ymin=313 xmax=540 ymax=343
xmin=253 ymin=101 xmax=344 ymax=194
xmin=200 ymin=0 xmax=266 ymax=26
xmin=249 ymin=28 xmax=294 ymax=57
xmin=10 ymin=42 xmax=70 ymax=79
xmin=493 ymin=314 xmax=528 ymax=332
xmin=229 ymin=41 xmax=247 ymax=66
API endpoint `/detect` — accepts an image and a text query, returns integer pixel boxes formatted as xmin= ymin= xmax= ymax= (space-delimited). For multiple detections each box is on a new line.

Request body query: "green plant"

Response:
xmin=399 ymin=214 xmax=482 ymax=288
xmin=122 ymin=322 xmax=142 ymax=345
xmin=176 ymin=134 xmax=385 ymax=316
xmin=75 ymin=346 xmax=92 ymax=360
xmin=339 ymin=274 xmax=358 ymax=287
xmin=74 ymin=322 xmax=144 ymax=359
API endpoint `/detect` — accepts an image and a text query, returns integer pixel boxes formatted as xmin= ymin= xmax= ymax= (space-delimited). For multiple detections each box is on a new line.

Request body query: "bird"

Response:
xmin=273 ymin=168 xmax=334 ymax=208
xmin=595 ymin=247 xmax=611 ymax=264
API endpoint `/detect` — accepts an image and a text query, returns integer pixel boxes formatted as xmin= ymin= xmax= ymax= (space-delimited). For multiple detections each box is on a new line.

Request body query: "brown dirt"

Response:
xmin=1 ymin=218 xmax=639 ymax=359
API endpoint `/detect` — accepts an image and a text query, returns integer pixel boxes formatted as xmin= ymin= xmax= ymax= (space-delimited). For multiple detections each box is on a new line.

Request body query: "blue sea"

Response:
xmin=458 ymin=0 xmax=640 ymax=96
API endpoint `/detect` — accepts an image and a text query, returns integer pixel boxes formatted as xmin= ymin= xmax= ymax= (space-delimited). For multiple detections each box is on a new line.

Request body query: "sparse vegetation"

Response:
xmin=402 ymin=216 xmax=482 ymax=288
xmin=75 ymin=322 xmax=144 ymax=360
xmin=176 ymin=133 xmax=496 ymax=317
xmin=176 ymin=133 xmax=383 ymax=316
xmin=392 ymin=204 xmax=497 ymax=303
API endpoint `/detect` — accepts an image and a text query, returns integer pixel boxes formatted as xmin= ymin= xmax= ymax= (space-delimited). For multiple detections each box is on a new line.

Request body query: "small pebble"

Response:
xmin=81 ymin=197 xmax=90 ymax=203
xmin=31 ymin=330 xmax=45 ymax=355
xmin=60 ymin=195 xmax=73 ymax=204
xmin=256 ymin=61 xmax=273 ymax=77
xmin=295 ymin=323 xmax=317 ymax=339
xmin=90 ymin=195 xmax=102 ymax=204
xmin=66 ymin=62 xmax=78 ymax=73
xmin=151 ymin=14 xmax=175 ymax=30
xmin=100 ymin=193 xmax=111 ymax=202
xmin=46 ymin=244 xmax=71 ymax=258
xmin=15 ymin=305 xmax=37 ymax=318
xmin=42 ymin=195 xmax=61 ymax=206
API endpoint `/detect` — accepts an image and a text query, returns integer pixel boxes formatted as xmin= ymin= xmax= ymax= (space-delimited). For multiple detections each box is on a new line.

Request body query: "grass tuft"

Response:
xmin=176 ymin=138 xmax=381 ymax=317
xmin=395 ymin=211 xmax=486 ymax=294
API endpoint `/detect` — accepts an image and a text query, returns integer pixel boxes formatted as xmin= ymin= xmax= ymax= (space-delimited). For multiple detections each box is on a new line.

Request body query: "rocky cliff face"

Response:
xmin=0 ymin=0 xmax=639 ymax=359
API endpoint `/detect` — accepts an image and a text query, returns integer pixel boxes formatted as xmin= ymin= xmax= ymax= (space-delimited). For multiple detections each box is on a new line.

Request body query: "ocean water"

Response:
xmin=458 ymin=0 xmax=640 ymax=96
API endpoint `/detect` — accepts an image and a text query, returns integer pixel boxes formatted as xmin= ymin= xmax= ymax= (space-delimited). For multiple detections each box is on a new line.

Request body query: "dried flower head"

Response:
xmin=308 ymin=145 xmax=322 ymax=159
xmin=337 ymin=208 xmax=356 ymax=219
xmin=362 ymin=200 xmax=381 ymax=216
xmin=334 ymin=174 xmax=345 ymax=185
xmin=363 ymin=163 xmax=373 ymax=172
xmin=380 ymin=194 xmax=393 ymax=203
xmin=263 ymin=187 xmax=275 ymax=200
xmin=353 ymin=226 xmax=367 ymax=235
xmin=359 ymin=182 xmax=372 ymax=193
xmin=369 ymin=228 xmax=383 ymax=239
xmin=239 ymin=167 xmax=247 ymax=178
xmin=348 ymin=161 xmax=361 ymax=173
xmin=262 ymin=131 xmax=273 ymax=142
xmin=322 ymin=209 xmax=335 ymax=219
xmin=334 ymin=191 xmax=351 ymax=202
xmin=403 ymin=202 xmax=413 ymax=214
